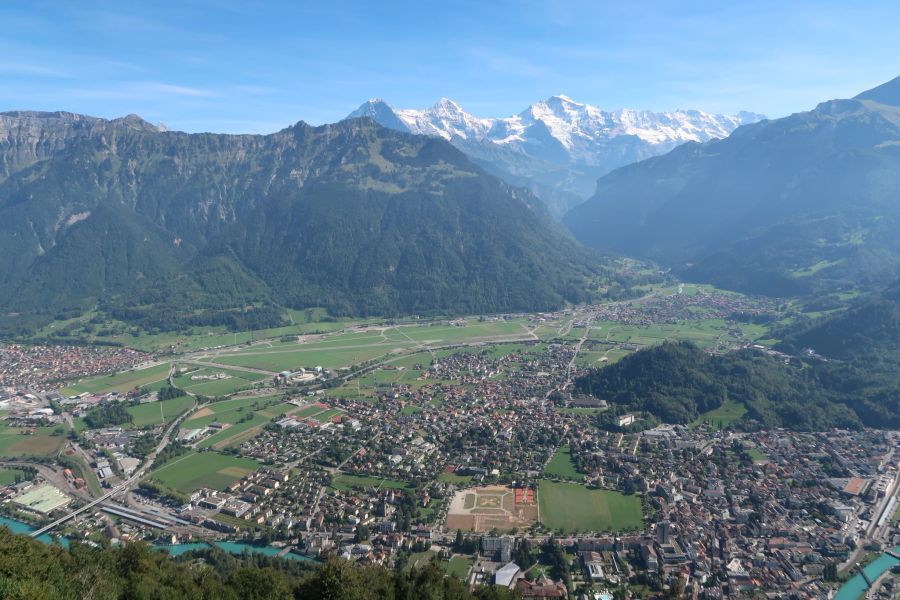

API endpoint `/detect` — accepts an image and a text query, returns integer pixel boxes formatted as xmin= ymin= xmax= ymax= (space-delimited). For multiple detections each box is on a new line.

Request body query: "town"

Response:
xmin=0 ymin=287 xmax=897 ymax=599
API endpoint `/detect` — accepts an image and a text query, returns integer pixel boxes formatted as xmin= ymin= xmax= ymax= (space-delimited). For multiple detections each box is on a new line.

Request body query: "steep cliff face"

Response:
xmin=0 ymin=113 xmax=606 ymax=323
xmin=0 ymin=111 xmax=161 ymax=181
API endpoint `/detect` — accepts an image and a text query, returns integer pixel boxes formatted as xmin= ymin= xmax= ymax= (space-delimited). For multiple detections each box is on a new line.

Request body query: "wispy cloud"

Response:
xmin=0 ymin=62 xmax=72 ymax=78
xmin=463 ymin=47 xmax=547 ymax=79
xmin=68 ymin=81 xmax=218 ymax=100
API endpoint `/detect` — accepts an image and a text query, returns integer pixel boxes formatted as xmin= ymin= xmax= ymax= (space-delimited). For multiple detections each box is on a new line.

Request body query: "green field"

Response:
xmin=196 ymin=415 xmax=269 ymax=449
xmin=0 ymin=426 xmax=66 ymax=458
xmin=210 ymin=343 xmax=407 ymax=372
xmin=589 ymin=319 xmax=731 ymax=349
xmin=127 ymin=396 xmax=195 ymax=427
xmin=312 ymin=408 xmax=344 ymax=423
xmin=149 ymin=451 xmax=258 ymax=493
xmin=542 ymin=445 xmax=584 ymax=481
xmin=329 ymin=474 xmax=412 ymax=492
xmin=746 ymin=446 xmax=769 ymax=463
xmin=178 ymin=395 xmax=287 ymax=448
xmin=62 ymin=363 xmax=171 ymax=396
xmin=290 ymin=404 xmax=330 ymax=419
xmin=437 ymin=471 xmax=473 ymax=485
xmin=202 ymin=319 xmax=536 ymax=373
xmin=172 ymin=367 xmax=266 ymax=397
xmin=690 ymin=399 xmax=748 ymax=429
xmin=443 ymin=555 xmax=474 ymax=579
xmin=182 ymin=395 xmax=284 ymax=429
xmin=0 ymin=468 xmax=30 ymax=485
xmin=538 ymin=480 xmax=643 ymax=533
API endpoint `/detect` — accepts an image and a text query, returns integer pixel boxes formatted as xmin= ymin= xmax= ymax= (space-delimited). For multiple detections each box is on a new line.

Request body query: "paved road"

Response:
xmin=179 ymin=359 xmax=274 ymax=377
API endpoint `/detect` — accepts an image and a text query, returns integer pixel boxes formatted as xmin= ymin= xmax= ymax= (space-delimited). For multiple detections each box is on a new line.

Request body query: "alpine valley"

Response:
xmin=565 ymin=76 xmax=900 ymax=298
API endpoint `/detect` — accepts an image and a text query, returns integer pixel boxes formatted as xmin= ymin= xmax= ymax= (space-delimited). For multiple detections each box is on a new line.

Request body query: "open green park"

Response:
xmin=149 ymin=451 xmax=259 ymax=494
xmin=542 ymin=445 xmax=584 ymax=481
xmin=538 ymin=480 xmax=643 ymax=533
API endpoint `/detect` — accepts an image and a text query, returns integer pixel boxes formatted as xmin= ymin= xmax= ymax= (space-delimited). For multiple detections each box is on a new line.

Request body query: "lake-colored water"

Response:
xmin=834 ymin=546 xmax=900 ymax=600
xmin=213 ymin=541 xmax=319 ymax=562
xmin=0 ymin=515 xmax=70 ymax=547
xmin=2 ymin=515 xmax=317 ymax=562
xmin=153 ymin=542 xmax=211 ymax=556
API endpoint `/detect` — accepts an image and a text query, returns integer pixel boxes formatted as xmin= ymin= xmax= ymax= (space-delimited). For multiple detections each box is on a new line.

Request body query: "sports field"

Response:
xmin=62 ymin=363 xmax=171 ymax=396
xmin=443 ymin=556 xmax=474 ymax=580
xmin=446 ymin=485 xmax=538 ymax=532
xmin=542 ymin=445 xmax=584 ymax=481
xmin=149 ymin=451 xmax=258 ymax=493
xmin=538 ymin=480 xmax=642 ymax=533
xmin=127 ymin=396 xmax=195 ymax=427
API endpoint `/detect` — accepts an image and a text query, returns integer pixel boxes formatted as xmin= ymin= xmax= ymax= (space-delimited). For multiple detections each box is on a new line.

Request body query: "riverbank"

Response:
xmin=0 ymin=515 xmax=317 ymax=562
xmin=834 ymin=546 xmax=900 ymax=600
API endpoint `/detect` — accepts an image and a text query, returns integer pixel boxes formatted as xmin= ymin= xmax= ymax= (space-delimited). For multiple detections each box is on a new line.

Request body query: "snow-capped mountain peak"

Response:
xmin=347 ymin=95 xmax=763 ymax=155
xmin=345 ymin=96 xmax=765 ymax=215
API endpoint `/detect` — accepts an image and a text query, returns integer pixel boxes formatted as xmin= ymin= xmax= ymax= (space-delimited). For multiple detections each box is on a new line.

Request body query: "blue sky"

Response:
xmin=2 ymin=0 xmax=899 ymax=133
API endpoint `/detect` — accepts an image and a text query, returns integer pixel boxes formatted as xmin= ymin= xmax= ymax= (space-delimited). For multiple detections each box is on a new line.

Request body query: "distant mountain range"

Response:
xmin=348 ymin=97 xmax=763 ymax=217
xmin=564 ymin=76 xmax=900 ymax=297
xmin=0 ymin=112 xmax=610 ymax=333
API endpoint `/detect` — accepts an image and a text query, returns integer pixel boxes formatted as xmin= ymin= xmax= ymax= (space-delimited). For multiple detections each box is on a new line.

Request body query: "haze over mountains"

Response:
xmin=349 ymin=96 xmax=763 ymax=217
xmin=0 ymin=112 xmax=610 ymax=332
xmin=565 ymin=76 xmax=900 ymax=297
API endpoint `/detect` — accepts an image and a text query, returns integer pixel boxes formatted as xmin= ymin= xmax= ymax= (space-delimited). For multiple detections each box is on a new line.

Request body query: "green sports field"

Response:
xmin=538 ymin=480 xmax=642 ymax=533
xmin=149 ymin=451 xmax=258 ymax=493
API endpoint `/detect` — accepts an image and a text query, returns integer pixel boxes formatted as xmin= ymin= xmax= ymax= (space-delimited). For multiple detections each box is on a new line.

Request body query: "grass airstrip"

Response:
xmin=61 ymin=363 xmax=171 ymax=396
